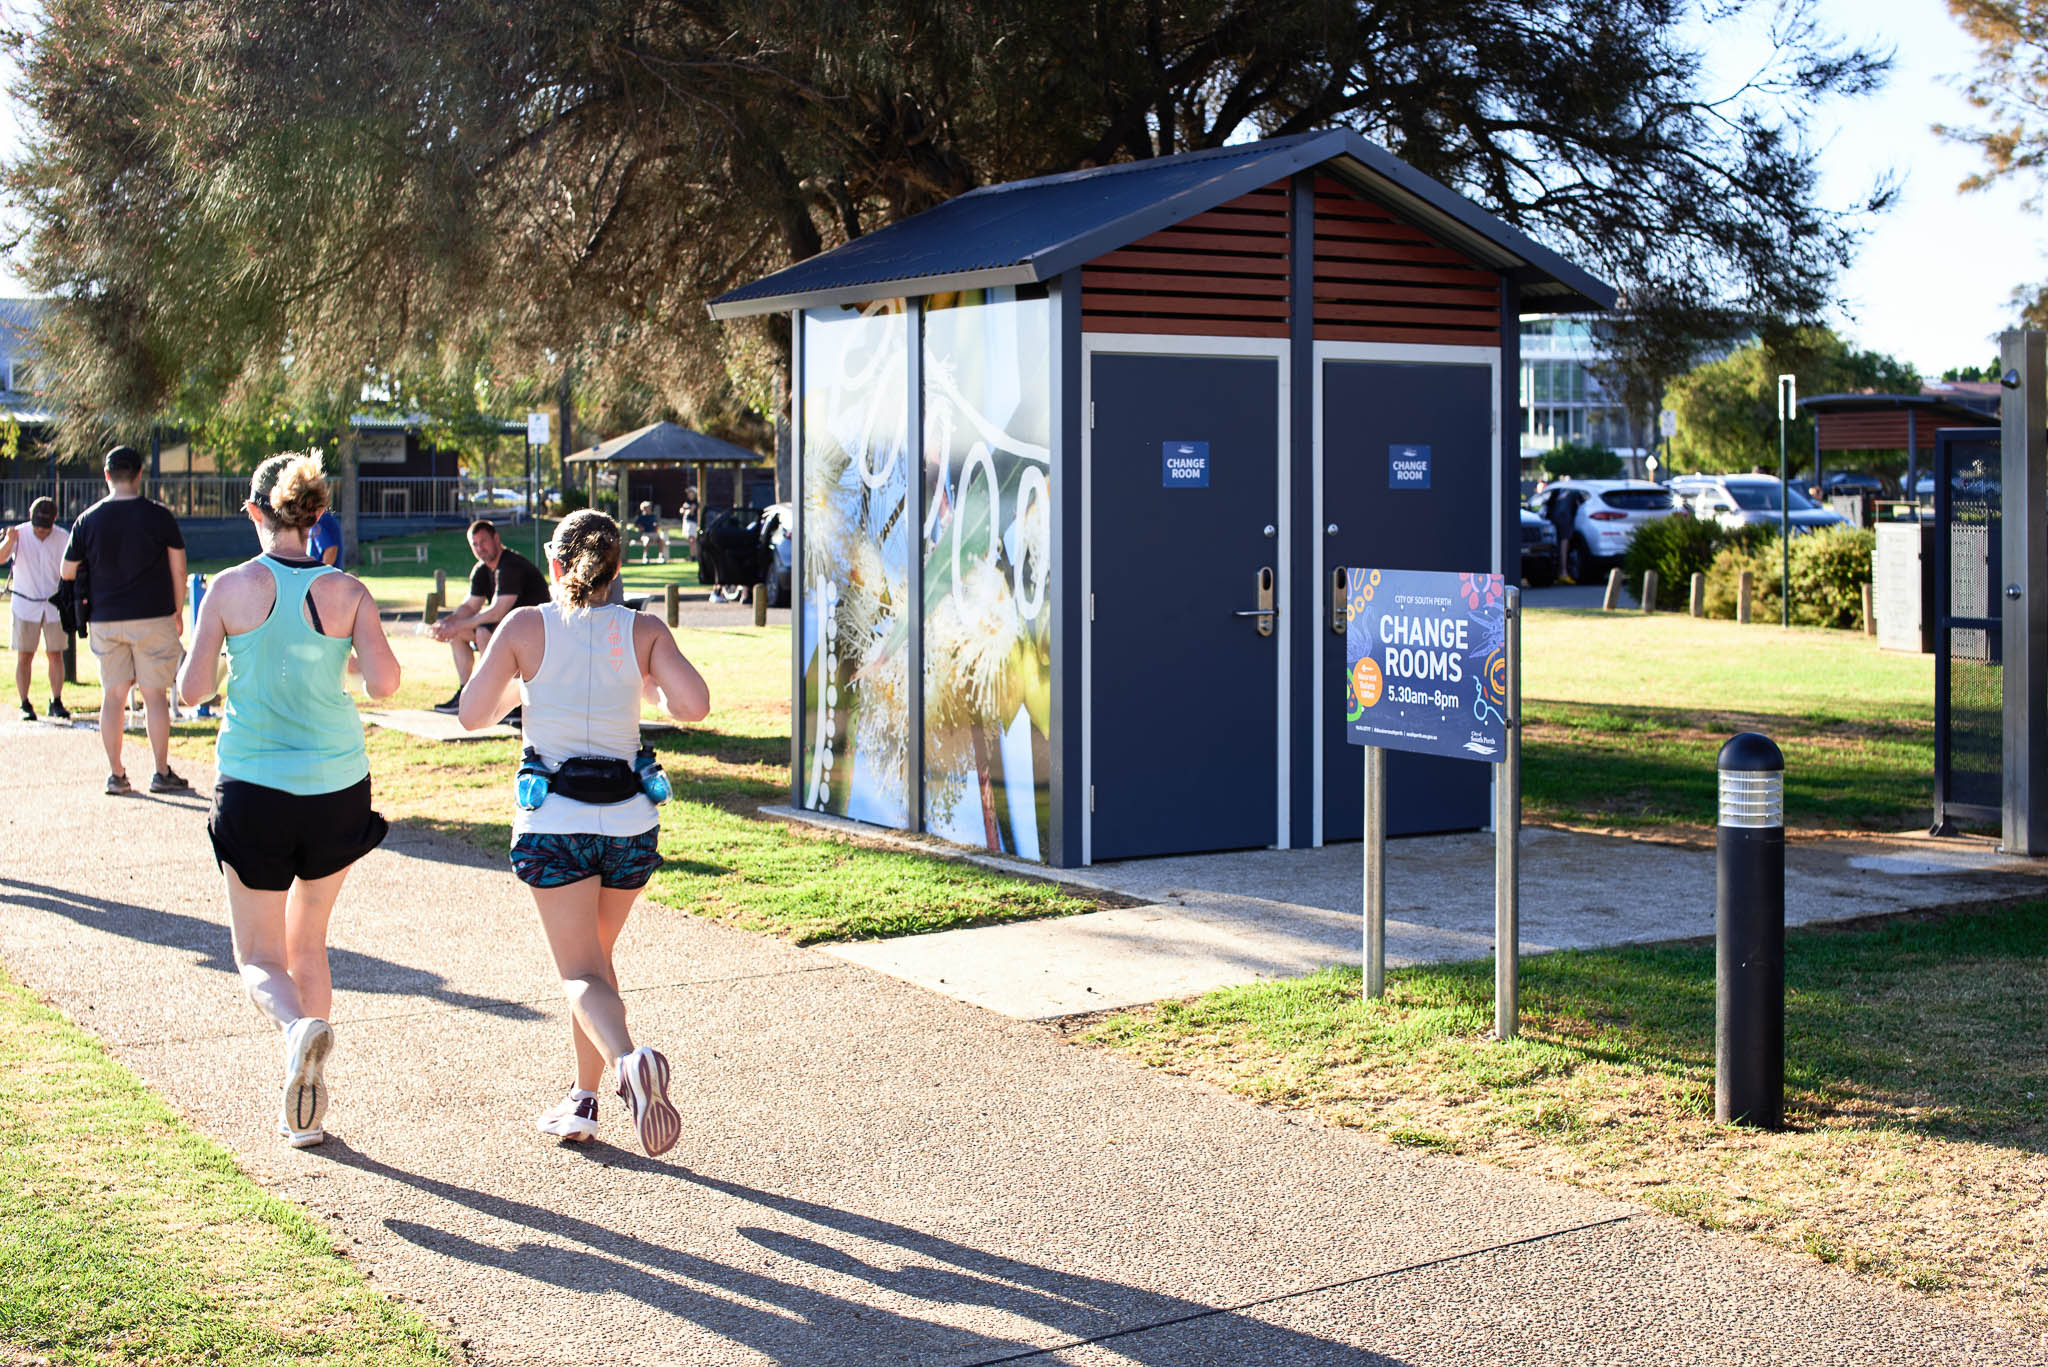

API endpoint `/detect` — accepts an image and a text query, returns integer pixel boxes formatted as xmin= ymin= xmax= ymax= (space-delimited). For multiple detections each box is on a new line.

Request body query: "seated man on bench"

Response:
xmin=429 ymin=519 xmax=548 ymax=715
xmin=632 ymin=501 xmax=669 ymax=564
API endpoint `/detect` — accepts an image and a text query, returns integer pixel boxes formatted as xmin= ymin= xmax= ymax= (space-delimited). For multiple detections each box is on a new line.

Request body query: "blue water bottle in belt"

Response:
xmin=634 ymin=745 xmax=671 ymax=804
xmin=515 ymin=748 xmax=551 ymax=810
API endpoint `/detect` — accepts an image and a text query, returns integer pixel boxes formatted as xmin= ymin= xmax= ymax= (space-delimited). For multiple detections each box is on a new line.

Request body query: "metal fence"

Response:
xmin=0 ymin=475 xmax=540 ymax=525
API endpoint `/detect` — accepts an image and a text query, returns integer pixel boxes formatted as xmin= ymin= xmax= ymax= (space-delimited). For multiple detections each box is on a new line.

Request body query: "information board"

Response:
xmin=1344 ymin=567 xmax=1508 ymax=762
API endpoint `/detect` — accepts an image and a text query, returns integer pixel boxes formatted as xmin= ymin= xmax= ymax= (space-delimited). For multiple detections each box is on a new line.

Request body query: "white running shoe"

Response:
xmin=280 ymin=1017 xmax=333 ymax=1143
xmin=536 ymin=1091 xmax=599 ymax=1142
xmin=614 ymin=1047 xmax=680 ymax=1157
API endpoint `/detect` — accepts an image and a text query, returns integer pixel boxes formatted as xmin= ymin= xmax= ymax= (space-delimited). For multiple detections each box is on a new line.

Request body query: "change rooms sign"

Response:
xmin=1344 ymin=567 xmax=1508 ymax=762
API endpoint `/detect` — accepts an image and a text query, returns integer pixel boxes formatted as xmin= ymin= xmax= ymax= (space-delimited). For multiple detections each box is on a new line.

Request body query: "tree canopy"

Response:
xmin=1945 ymin=0 xmax=2048 ymax=324
xmin=1664 ymin=328 xmax=1921 ymax=473
xmin=10 ymin=0 xmax=1896 ymax=454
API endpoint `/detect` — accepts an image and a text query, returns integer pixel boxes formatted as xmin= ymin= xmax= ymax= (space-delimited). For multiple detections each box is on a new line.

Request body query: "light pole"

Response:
xmin=1777 ymin=373 xmax=1796 ymax=628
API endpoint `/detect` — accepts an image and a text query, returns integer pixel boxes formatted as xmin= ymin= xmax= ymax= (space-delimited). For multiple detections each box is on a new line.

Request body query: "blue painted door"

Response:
xmin=1091 ymin=353 xmax=1281 ymax=860
xmin=1321 ymin=359 xmax=1495 ymax=841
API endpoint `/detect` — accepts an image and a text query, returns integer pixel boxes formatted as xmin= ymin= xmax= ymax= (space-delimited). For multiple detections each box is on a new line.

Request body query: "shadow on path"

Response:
xmin=330 ymin=1144 xmax=1403 ymax=1366
xmin=0 ymin=876 xmax=543 ymax=1021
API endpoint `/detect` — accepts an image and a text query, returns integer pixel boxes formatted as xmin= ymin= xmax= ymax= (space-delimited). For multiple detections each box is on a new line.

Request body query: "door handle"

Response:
xmin=1331 ymin=568 xmax=1346 ymax=635
xmin=1234 ymin=566 xmax=1276 ymax=636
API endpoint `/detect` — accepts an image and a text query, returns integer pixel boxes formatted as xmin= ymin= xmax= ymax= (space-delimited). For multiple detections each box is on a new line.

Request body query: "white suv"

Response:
xmin=1529 ymin=479 xmax=1685 ymax=583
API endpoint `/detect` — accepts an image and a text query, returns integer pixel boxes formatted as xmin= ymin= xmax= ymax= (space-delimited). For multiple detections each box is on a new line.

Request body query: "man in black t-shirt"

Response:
xmin=429 ymin=519 xmax=548 ymax=713
xmin=61 ymin=444 xmax=190 ymax=795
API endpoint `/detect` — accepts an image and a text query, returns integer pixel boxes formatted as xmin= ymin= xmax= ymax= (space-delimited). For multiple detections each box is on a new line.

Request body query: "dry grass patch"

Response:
xmin=1078 ymin=901 xmax=2048 ymax=1337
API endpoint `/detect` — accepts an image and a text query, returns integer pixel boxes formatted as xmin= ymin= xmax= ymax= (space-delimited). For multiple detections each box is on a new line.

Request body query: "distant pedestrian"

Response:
xmin=177 ymin=452 xmax=400 ymax=1148
xmin=61 ymin=445 xmax=189 ymax=795
xmin=0 ymin=497 xmax=73 ymax=722
xmin=458 ymin=509 xmax=709 ymax=1155
xmin=308 ymin=506 xmax=344 ymax=568
xmin=429 ymin=519 xmax=548 ymax=715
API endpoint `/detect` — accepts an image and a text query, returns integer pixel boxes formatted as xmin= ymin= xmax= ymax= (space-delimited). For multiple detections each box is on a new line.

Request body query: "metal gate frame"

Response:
xmin=1932 ymin=425 xmax=2003 ymax=835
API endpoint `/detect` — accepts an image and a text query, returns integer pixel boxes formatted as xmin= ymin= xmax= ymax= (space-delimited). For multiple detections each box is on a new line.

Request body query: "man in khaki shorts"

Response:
xmin=62 ymin=445 xmax=190 ymax=795
xmin=1 ymin=497 xmax=73 ymax=722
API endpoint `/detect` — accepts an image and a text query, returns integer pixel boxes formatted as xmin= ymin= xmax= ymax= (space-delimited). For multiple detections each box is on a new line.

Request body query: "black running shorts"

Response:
xmin=208 ymin=775 xmax=388 ymax=891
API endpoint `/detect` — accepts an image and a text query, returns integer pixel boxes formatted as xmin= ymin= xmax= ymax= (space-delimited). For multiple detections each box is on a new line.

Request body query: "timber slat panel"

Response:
xmin=1172 ymin=207 xmax=1291 ymax=236
xmin=1083 ymin=268 xmax=1289 ymax=296
xmin=1081 ymin=314 xmax=1290 ymax=338
xmin=1316 ymin=322 xmax=1502 ymax=345
xmin=1313 ymin=282 xmax=1499 ymax=308
xmin=1315 ymin=301 xmax=1499 ymax=326
xmin=1091 ymin=248 xmax=1289 ymax=275
xmin=1316 ymin=259 xmax=1493 ymax=286
xmin=1124 ymin=227 xmax=1292 ymax=255
xmin=1084 ymin=293 xmax=1288 ymax=318
xmin=1313 ymin=236 xmax=1474 ymax=267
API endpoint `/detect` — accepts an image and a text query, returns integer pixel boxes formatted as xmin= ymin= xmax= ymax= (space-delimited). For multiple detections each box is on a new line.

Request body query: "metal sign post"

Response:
xmin=526 ymin=411 xmax=551 ymax=562
xmin=1348 ymin=569 xmax=1521 ymax=1039
xmin=1777 ymin=374 xmax=1796 ymax=628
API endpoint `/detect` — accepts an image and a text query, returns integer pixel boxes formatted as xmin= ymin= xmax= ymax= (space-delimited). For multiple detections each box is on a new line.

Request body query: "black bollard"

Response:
xmin=1716 ymin=731 xmax=1785 ymax=1129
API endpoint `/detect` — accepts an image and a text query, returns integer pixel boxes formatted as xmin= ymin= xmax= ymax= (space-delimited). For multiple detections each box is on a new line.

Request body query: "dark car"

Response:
xmin=1519 ymin=508 xmax=1559 ymax=587
xmin=697 ymin=503 xmax=793 ymax=606
xmin=1819 ymin=470 xmax=1888 ymax=499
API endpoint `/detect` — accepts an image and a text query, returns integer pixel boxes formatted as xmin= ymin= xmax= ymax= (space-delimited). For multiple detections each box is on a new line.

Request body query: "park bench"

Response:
xmin=364 ymin=542 xmax=429 ymax=566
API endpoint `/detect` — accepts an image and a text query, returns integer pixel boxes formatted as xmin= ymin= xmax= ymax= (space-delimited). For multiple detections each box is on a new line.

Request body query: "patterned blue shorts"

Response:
xmin=509 ymin=829 xmax=663 ymax=890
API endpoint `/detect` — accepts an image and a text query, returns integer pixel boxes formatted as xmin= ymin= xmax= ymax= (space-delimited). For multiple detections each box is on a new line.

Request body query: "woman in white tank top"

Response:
xmin=460 ymin=511 xmax=709 ymax=1156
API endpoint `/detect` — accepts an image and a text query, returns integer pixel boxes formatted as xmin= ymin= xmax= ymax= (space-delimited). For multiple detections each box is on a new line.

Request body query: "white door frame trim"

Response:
xmin=1081 ymin=331 xmax=1292 ymax=867
xmin=1311 ymin=340 xmax=1502 ymax=847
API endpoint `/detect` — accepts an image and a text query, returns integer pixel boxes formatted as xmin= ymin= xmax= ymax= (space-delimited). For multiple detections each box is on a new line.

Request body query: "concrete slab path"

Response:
xmin=791 ymin=813 xmax=2048 ymax=1018
xmin=0 ymin=722 xmax=2036 ymax=1365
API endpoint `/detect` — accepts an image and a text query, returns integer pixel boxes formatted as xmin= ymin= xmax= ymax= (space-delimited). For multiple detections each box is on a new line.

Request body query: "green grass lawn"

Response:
xmin=1079 ymin=899 xmax=2048 ymax=1333
xmin=1522 ymin=609 xmax=1937 ymax=835
xmin=0 ymin=970 xmax=452 ymax=1365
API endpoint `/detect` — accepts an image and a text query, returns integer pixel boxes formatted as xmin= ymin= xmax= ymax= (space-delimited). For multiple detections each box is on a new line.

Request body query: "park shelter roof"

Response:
xmin=1798 ymin=393 xmax=1995 ymax=453
xmin=348 ymin=412 xmax=528 ymax=435
xmin=708 ymin=129 xmax=1615 ymax=319
xmin=564 ymin=421 xmax=765 ymax=468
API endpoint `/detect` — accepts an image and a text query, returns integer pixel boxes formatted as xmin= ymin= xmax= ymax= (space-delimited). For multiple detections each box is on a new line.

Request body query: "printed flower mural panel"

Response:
xmin=921 ymin=289 xmax=1053 ymax=859
xmin=800 ymin=303 xmax=912 ymax=829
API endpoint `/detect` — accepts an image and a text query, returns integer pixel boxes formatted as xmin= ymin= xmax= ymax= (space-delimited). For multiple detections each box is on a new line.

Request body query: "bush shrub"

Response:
xmin=553 ymin=487 xmax=590 ymax=517
xmin=1540 ymin=441 xmax=1623 ymax=481
xmin=1701 ymin=525 xmax=1872 ymax=628
xmin=1622 ymin=514 xmax=1741 ymax=611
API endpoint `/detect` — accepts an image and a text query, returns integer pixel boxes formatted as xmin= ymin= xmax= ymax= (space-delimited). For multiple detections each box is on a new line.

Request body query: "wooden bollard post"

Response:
xmin=665 ymin=583 xmax=680 ymax=627
xmin=1862 ymin=582 xmax=1875 ymax=637
xmin=1602 ymin=567 xmax=1624 ymax=611
xmin=1642 ymin=569 xmax=1659 ymax=613
xmin=423 ymin=589 xmax=442 ymax=626
xmin=1690 ymin=571 xmax=1706 ymax=618
xmin=752 ymin=582 xmax=768 ymax=627
xmin=1738 ymin=570 xmax=1754 ymax=625
xmin=433 ymin=567 xmax=447 ymax=600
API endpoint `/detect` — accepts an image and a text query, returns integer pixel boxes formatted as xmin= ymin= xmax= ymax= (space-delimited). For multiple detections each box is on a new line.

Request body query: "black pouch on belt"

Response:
xmin=547 ymin=755 xmax=642 ymax=804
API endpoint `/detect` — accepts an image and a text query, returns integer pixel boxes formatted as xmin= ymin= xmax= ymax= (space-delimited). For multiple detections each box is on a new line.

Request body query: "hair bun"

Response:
xmin=251 ymin=450 xmax=331 ymax=532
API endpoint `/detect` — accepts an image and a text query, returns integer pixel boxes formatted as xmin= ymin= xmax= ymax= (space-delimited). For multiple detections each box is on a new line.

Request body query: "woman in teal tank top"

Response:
xmin=177 ymin=453 xmax=401 ymax=1148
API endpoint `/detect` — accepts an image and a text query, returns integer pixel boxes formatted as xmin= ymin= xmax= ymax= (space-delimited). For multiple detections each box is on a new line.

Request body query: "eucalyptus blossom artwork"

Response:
xmin=800 ymin=303 xmax=912 ymax=829
xmin=921 ymin=290 xmax=1052 ymax=858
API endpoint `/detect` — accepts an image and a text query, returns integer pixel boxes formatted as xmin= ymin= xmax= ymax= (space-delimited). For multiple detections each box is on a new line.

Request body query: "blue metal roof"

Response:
xmin=709 ymin=129 xmax=1614 ymax=319
xmin=563 ymin=420 xmax=764 ymax=466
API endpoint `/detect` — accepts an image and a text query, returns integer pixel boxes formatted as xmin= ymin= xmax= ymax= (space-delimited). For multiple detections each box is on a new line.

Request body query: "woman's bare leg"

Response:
xmin=569 ymin=884 xmax=640 ymax=1091
xmin=283 ymin=866 xmax=351 ymax=1022
xmin=224 ymin=867 xmax=300 ymax=1027
xmin=530 ymin=878 xmax=635 ymax=1068
xmin=225 ymin=864 xmax=350 ymax=1026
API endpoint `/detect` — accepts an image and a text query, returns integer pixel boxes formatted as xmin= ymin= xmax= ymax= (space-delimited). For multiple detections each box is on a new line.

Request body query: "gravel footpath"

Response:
xmin=0 ymin=722 xmax=2036 ymax=1366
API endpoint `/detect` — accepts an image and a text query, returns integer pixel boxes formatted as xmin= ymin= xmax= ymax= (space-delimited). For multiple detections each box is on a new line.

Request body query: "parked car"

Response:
xmin=1818 ymin=469 xmax=1888 ymax=499
xmin=1518 ymin=508 xmax=1559 ymax=587
xmin=697 ymin=503 xmax=792 ymax=606
xmin=1528 ymin=479 xmax=1685 ymax=583
xmin=1675 ymin=474 xmax=1850 ymax=534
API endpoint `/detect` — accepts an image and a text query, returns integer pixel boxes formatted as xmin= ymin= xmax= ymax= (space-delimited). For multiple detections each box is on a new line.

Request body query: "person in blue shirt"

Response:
xmin=308 ymin=508 xmax=343 ymax=568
